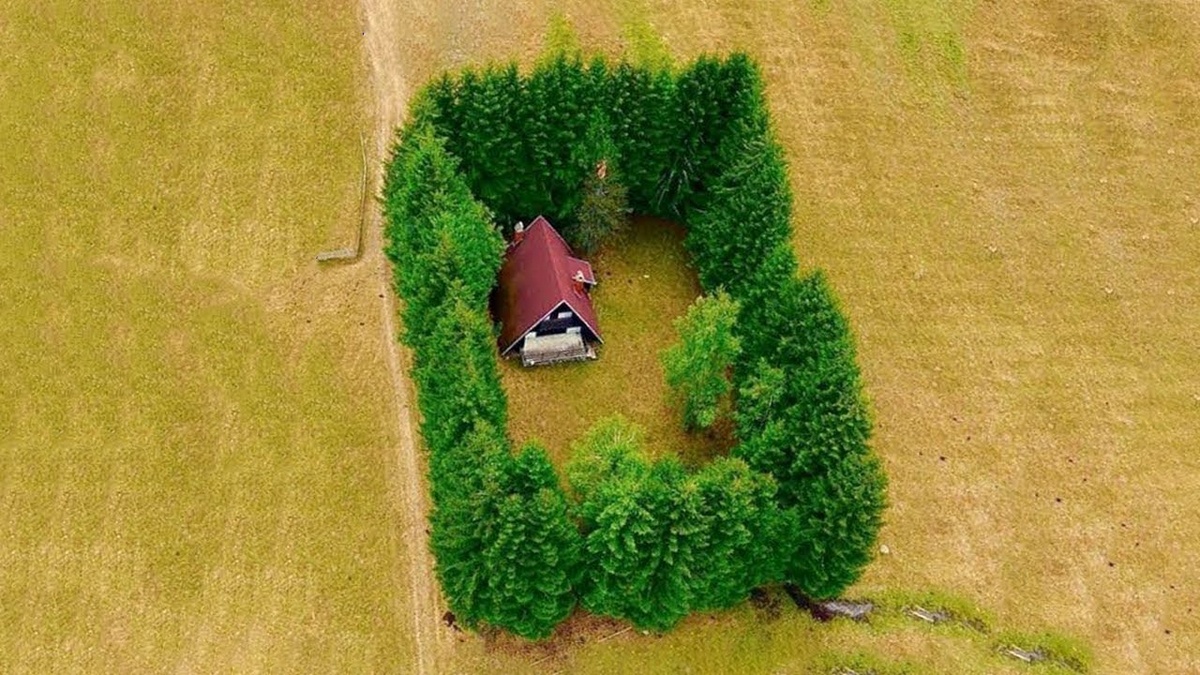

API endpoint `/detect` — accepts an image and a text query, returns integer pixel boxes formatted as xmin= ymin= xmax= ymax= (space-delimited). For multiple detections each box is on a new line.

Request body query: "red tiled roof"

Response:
xmin=494 ymin=216 xmax=602 ymax=355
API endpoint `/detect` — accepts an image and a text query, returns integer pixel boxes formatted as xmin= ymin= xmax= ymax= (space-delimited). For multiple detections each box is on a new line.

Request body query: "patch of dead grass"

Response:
xmin=0 ymin=0 xmax=416 ymax=671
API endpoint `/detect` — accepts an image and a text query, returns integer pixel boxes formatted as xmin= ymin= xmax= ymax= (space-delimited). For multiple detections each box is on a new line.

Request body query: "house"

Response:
xmin=493 ymin=216 xmax=602 ymax=366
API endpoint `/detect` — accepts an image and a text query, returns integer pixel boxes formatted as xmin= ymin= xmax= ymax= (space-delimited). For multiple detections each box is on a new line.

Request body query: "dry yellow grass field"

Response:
xmin=6 ymin=0 xmax=1199 ymax=673
xmin=405 ymin=1 xmax=1199 ymax=673
xmin=1 ymin=0 xmax=424 ymax=671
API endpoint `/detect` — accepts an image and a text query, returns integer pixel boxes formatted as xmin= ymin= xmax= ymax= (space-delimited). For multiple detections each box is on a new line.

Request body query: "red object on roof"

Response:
xmin=494 ymin=216 xmax=602 ymax=355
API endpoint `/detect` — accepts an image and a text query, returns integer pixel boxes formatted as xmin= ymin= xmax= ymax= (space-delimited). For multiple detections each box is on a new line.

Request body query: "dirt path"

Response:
xmin=357 ymin=0 xmax=448 ymax=673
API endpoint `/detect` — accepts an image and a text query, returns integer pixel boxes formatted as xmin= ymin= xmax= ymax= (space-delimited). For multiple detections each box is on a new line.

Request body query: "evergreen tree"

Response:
xmin=685 ymin=120 xmax=792 ymax=297
xmin=480 ymin=444 xmax=582 ymax=639
xmin=413 ymin=73 xmax=462 ymax=153
xmin=455 ymin=64 xmax=528 ymax=223
xmin=687 ymin=458 xmax=787 ymax=611
xmin=429 ymin=422 xmax=510 ymax=627
xmin=523 ymin=54 xmax=601 ymax=224
xmin=606 ymin=62 xmax=679 ymax=213
xmin=726 ymin=244 xmax=799 ymax=367
xmin=674 ymin=53 xmax=766 ymax=200
xmin=573 ymin=165 xmax=629 ymax=256
xmin=567 ymin=418 xmax=694 ymax=631
xmin=563 ymin=415 xmax=645 ymax=502
xmin=412 ymin=290 xmax=508 ymax=459
xmin=734 ymin=272 xmax=887 ymax=600
xmin=662 ymin=291 xmax=742 ymax=431
xmin=382 ymin=125 xmax=504 ymax=347
xmin=668 ymin=55 xmax=720 ymax=207
xmin=571 ymin=113 xmax=629 ymax=255
xmin=791 ymin=452 xmax=887 ymax=599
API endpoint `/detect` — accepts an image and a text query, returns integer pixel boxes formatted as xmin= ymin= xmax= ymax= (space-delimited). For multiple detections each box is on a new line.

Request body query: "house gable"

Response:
xmin=493 ymin=217 xmax=602 ymax=356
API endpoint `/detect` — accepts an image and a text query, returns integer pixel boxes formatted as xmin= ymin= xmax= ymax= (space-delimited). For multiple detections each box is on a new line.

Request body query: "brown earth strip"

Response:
xmin=358 ymin=0 xmax=449 ymax=672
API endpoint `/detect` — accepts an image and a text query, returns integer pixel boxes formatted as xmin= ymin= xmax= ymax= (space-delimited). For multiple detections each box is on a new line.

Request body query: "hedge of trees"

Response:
xmin=383 ymin=52 xmax=886 ymax=638
xmin=383 ymin=127 xmax=580 ymax=639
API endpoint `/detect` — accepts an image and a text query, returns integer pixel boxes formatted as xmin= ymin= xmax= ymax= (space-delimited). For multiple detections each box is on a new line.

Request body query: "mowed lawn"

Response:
xmin=1 ymin=1 xmax=414 ymax=671
xmin=412 ymin=1 xmax=1200 ymax=673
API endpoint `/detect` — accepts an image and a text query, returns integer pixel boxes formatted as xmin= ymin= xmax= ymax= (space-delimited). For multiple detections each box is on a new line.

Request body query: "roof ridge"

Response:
xmin=530 ymin=216 xmax=579 ymax=302
xmin=547 ymin=225 xmax=571 ymax=304
xmin=531 ymin=214 xmax=571 ymax=251
xmin=495 ymin=216 xmax=603 ymax=354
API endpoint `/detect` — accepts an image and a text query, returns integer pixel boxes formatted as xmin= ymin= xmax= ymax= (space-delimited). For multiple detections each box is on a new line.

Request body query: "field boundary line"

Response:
xmin=357 ymin=0 xmax=448 ymax=672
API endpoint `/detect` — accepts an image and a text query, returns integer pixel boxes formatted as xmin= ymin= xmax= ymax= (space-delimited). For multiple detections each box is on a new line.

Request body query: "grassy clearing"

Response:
xmin=0 ymin=0 xmax=414 ymax=671
xmin=500 ymin=217 xmax=712 ymax=469
xmin=418 ymin=1 xmax=1200 ymax=672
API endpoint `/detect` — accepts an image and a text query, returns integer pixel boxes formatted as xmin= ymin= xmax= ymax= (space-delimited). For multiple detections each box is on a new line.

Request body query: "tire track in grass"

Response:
xmin=358 ymin=0 xmax=447 ymax=672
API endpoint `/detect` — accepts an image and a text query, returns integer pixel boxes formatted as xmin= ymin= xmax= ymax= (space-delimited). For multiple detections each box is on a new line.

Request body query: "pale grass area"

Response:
xmin=6 ymin=0 xmax=1197 ymax=672
xmin=1 ymin=0 xmax=416 ymax=671
xmin=415 ymin=1 xmax=1200 ymax=673
xmin=500 ymin=218 xmax=714 ymax=468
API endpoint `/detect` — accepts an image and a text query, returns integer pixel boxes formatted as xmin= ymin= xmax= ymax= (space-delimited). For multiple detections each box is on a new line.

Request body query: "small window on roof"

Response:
xmin=557 ymin=311 xmax=572 ymax=319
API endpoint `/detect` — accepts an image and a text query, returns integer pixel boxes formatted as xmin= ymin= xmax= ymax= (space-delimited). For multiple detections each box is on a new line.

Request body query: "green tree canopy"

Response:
xmin=567 ymin=418 xmax=694 ymax=631
xmin=411 ymin=290 xmax=508 ymax=459
xmin=480 ymin=444 xmax=582 ymax=639
xmin=382 ymin=124 xmax=504 ymax=348
xmin=429 ymin=422 xmax=510 ymax=628
xmin=571 ymin=115 xmax=629 ymax=255
xmin=687 ymin=458 xmax=788 ymax=611
xmin=662 ymin=291 xmax=742 ymax=431
xmin=734 ymin=272 xmax=887 ymax=599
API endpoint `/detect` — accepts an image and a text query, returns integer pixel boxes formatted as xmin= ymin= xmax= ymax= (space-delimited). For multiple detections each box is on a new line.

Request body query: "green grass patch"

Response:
xmin=544 ymin=11 xmax=583 ymax=58
xmin=617 ymin=0 xmax=674 ymax=70
xmin=815 ymin=650 xmax=923 ymax=675
xmin=992 ymin=630 xmax=1094 ymax=674
xmin=873 ymin=588 xmax=994 ymax=633
xmin=879 ymin=0 xmax=970 ymax=92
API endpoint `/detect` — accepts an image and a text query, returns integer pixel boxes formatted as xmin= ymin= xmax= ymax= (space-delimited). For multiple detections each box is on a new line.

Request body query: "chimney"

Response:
xmin=513 ymin=221 xmax=525 ymax=245
xmin=572 ymin=270 xmax=587 ymax=294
